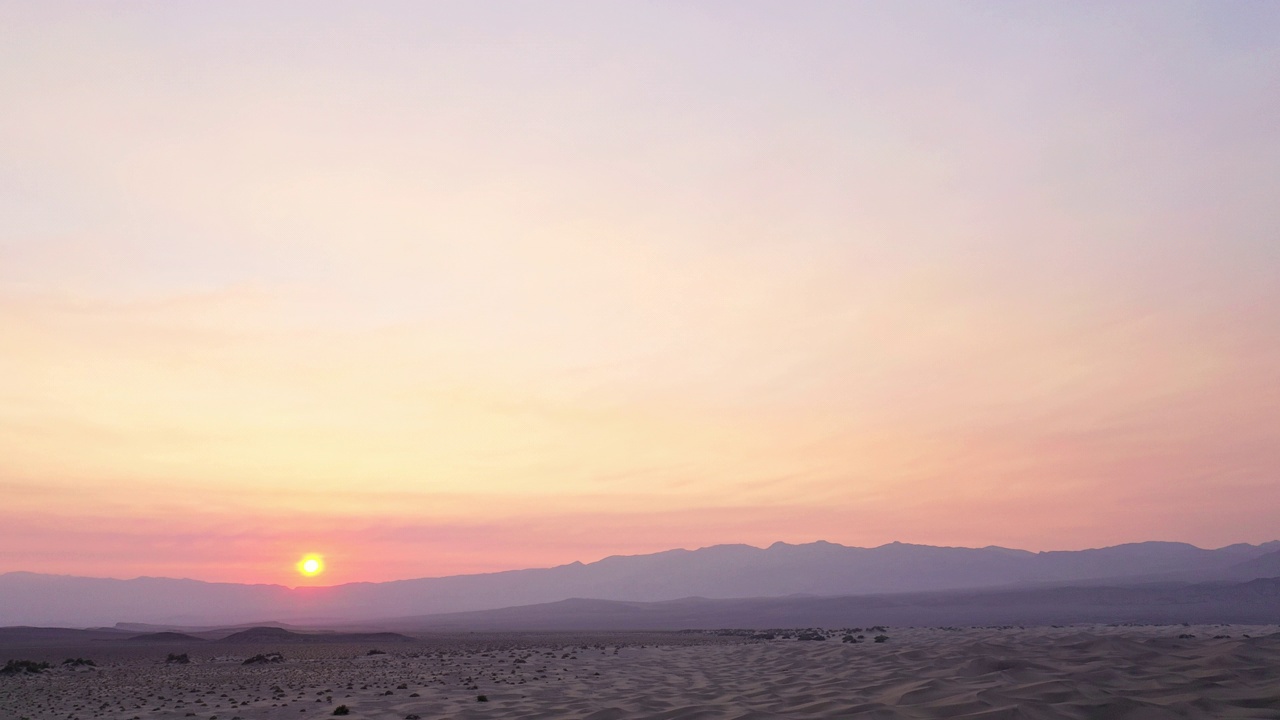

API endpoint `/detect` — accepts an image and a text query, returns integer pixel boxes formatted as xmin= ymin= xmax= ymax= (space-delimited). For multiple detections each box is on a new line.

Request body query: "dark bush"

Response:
xmin=243 ymin=652 xmax=285 ymax=665
xmin=332 ymin=705 xmax=350 ymax=716
xmin=62 ymin=657 xmax=96 ymax=667
xmin=166 ymin=653 xmax=190 ymax=664
xmin=1 ymin=660 xmax=52 ymax=675
xmin=476 ymin=694 xmax=489 ymax=702
xmin=873 ymin=635 xmax=889 ymax=643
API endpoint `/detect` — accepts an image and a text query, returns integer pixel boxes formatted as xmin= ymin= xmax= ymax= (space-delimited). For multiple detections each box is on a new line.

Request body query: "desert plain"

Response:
xmin=3 ymin=624 xmax=1279 ymax=720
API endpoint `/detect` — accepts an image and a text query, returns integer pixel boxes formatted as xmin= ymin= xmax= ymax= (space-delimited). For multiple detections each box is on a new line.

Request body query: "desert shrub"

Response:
xmin=366 ymin=649 xmax=386 ymax=655
xmin=165 ymin=653 xmax=190 ymax=664
xmin=243 ymin=652 xmax=285 ymax=665
xmin=841 ymin=635 xmax=858 ymax=643
xmin=332 ymin=705 xmax=350 ymax=716
xmin=1 ymin=660 xmax=52 ymax=675
xmin=873 ymin=635 xmax=889 ymax=643
xmin=476 ymin=694 xmax=489 ymax=702
xmin=61 ymin=657 xmax=96 ymax=667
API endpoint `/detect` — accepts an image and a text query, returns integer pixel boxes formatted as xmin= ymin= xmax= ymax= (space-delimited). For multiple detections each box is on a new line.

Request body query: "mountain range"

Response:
xmin=2 ymin=540 xmax=1277 ymax=627
xmin=386 ymin=577 xmax=1280 ymax=631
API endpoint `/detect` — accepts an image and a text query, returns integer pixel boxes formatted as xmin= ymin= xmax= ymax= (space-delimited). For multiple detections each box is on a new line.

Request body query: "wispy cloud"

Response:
xmin=2 ymin=1 xmax=1278 ymax=582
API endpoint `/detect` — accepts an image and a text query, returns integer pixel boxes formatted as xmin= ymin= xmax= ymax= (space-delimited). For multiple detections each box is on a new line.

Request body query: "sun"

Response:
xmin=296 ymin=554 xmax=324 ymax=577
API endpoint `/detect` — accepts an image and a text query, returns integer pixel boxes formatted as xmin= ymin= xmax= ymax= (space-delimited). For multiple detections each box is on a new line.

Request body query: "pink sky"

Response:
xmin=2 ymin=2 xmax=1278 ymax=586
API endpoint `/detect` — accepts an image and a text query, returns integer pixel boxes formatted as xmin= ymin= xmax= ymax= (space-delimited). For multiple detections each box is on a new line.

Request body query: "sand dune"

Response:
xmin=2 ymin=625 xmax=1277 ymax=719
xmin=214 ymin=627 xmax=416 ymax=644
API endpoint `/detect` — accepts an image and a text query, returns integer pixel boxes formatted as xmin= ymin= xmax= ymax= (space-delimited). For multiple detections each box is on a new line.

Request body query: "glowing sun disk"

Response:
xmin=297 ymin=554 xmax=324 ymax=577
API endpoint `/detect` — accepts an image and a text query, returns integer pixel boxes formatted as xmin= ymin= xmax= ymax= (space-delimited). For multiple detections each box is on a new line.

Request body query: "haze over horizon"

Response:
xmin=5 ymin=537 xmax=1279 ymax=588
xmin=3 ymin=2 xmax=1278 ymax=587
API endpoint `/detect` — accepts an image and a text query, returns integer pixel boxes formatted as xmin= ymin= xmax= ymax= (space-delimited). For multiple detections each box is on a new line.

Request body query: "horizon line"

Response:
xmin=4 ymin=537 xmax=1276 ymax=589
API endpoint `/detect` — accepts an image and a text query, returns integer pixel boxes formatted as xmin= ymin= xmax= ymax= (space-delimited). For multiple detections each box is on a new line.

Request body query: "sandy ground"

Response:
xmin=2 ymin=625 xmax=1278 ymax=719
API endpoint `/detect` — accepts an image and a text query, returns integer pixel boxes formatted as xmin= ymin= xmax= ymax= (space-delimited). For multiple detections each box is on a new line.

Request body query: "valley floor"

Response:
xmin=2 ymin=625 xmax=1279 ymax=719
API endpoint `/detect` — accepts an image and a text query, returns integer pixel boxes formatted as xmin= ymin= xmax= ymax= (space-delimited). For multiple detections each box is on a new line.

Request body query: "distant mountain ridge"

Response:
xmin=387 ymin=577 xmax=1280 ymax=631
xmin=1 ymin=540 xmax=1277 ymax=627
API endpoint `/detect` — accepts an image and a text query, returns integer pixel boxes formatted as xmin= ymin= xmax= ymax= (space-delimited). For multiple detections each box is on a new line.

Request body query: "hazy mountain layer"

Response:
xmin=2 ymin=540 xmax=1276 ymax=626
xmin=388 ymin=577 xmax=1280 ymax=631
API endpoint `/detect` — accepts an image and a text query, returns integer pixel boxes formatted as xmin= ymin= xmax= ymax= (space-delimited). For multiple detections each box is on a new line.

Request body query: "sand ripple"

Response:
xmin=1 ymin=625 xmax=1277 ymax=719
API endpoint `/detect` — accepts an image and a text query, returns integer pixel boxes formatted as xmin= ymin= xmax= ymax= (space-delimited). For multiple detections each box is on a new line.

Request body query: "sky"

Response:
xmin=2 ymin=1 xmax=1278 ymax=587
